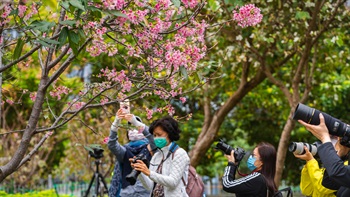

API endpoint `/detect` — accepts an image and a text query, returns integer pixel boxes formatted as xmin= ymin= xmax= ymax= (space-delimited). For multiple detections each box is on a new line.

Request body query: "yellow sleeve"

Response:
xmin=300 ymin=164 xmax=313 ymax=196
xmin=306 ymin=159 xmax=337 ymax=194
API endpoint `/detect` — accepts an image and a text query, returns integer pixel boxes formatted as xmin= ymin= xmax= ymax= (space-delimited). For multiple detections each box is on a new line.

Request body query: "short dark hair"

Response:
xmin=149 ymin=116 xmax=181 ymax=141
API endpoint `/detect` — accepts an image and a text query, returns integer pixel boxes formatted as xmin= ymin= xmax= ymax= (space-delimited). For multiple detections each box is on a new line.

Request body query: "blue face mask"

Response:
xmin=154 ymin=137 xmax=168 ymax=149
xmin=247 ymin=155 xmax=257 ymax=171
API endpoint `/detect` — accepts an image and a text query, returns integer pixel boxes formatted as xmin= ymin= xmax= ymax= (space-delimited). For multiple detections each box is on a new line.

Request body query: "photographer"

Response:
xmin=107 ymin=108 xmax=157 ymax=197
xmin=222 ymin=142 xmax=279 ymax=197
xmin=293 ymin=138 xmax=337 ymax=197
xmin=130 ymin=116 xmax=190 ymax=197
xmin=298 ymin=113 xmax=350 ymax=197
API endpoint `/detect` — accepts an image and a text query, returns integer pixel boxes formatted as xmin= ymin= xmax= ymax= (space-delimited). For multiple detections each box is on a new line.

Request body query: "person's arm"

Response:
xmin=300 ymin=165 xmax=313 ymax=196
xmin=107 ymin=114 xmax=126 ymax=162
xmin=127 ymin=115 xmax=157 ymax=153
xmin=318 ymin=142 xmax=350 ymax=187
xmin=222 ymin=162 xmax=262 ymax=194
xmin=306 ymin=159 xmax=336 ymax=194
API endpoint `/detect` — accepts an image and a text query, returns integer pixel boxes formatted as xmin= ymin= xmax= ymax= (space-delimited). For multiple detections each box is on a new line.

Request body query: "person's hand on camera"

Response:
xmin=111 ymin=109 xmax=125 ymax=131
xmin=129 ymin=158 xmax=150 ymax=176
xmin=298 ymin=113 xmax=331 ymax=144
xmin=293 ymin=146 xmax=314 ymax=161
xmin=225 ymin=150 xmax=236 ymax=163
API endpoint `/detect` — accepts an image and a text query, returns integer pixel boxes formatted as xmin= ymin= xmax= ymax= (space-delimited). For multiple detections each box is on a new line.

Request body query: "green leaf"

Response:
xmin=179 ymin=66 xmax=188 ymax=80
xmin=295 ymin=11 xmax=311 ymax=20
xmin=68 ymin=30 xmax=79 ymax=44
xmin=29 ymin=20 xmax=56 ymax=32
xmin=58 ymin=27 xmax=68 ymax=48
xmin=68 ymin=30 xmax=79 ymax=55
xmin=172 ymin=0 xmax=181 ymax=7
xmin=106 ymin=10 xmax=128 ymax=18
xmin=209 ymin=0 xmax=220 ymax=11
xmin=60 ymin=1 xmax=70 ymax=10
xmin=336 ymin=38 xmax=344 ymax=47
xmin=37 ymin=40 xmax=55 ymax=49
xmin=59 ymin=20 xmax=76 ymax=26
xmin=13 ymin=37 xmax=25 ymax=59
xmin=39 ymin=37 xmax=60 ymax=45
xmin=69 ymin=0 xmax=85 ymax=11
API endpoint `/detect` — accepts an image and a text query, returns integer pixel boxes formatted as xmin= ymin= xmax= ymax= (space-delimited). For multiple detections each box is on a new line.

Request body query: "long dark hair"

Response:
xmin=256 ymin=142 xmax=277 ymax=196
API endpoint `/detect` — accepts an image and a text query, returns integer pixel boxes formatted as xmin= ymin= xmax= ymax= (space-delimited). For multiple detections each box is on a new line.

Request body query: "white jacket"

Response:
xmin=138 ymin=142 xmax=190 ymax=197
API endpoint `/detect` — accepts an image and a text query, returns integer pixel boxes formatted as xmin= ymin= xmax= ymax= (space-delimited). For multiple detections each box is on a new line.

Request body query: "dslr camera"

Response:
xmin=126 ymin=153 xmax=149 ymax=185
xmin=289 ymin=141 xmax=321 ymax=156
xmin=293 ymin=103 xmax=350 ymax=147
xmin=215 ymin=139 xmax=246 ymax=163
xmin=88 ymin=147 xmax=104 ymax=159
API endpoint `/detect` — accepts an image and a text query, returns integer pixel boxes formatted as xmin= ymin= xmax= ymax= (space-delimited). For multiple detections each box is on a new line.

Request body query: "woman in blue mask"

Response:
xmin=222 ymin=142 xmax=278 ymax=197
xmin=130 ymin=116 xmax=190 ymax=197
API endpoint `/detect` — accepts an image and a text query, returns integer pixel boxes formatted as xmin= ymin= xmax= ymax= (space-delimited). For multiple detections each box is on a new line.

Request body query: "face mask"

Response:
xmin=247 ymin=155 xmax=257 ymax=171
xmin=128 ymin=129 xmax=145 ymax=141
xmin=154 ymin=137 xmax=168 ymax=149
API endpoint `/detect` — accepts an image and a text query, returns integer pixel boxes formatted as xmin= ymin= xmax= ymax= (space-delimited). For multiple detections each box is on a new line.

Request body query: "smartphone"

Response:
xmin=120 ymin=99 xmax=130 ymax=114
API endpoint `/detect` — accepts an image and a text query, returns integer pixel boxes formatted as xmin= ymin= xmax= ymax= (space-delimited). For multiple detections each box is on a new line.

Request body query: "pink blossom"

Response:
xmin=180 ymin=97 xmax=186 ymax=103
xmin=18 ymin=5 xmax=27 ymax=18
xmin=72 ymin=102 xmax=86 ymax=110
xmin=146 ymin=108 xmax=153 ymax=119
xmin=49 ymin=85 xmax=71 ymax=100
xmin=182 ymin=0 xmax=199 ymax=9
xmin=100 ymin=98 xmax=109 ymax=105
xmin=6 ymin=99 xmax=14 ymax=105
xmin=30 ymin=92 xmax=37 ymax=101
xmin=232 ymin=4 xmax=263 ymax=28
xmin=102 ymin=136 xmax=109 ymax=144
xmin=45 ymin=131 xmax=54 ymax=137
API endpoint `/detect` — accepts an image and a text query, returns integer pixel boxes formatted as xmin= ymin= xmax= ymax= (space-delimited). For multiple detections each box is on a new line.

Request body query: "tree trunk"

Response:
xmin=189 ymin=69 xmax=266 ymax=167
xmin=274 ymin=110 xmax=296 ymax=186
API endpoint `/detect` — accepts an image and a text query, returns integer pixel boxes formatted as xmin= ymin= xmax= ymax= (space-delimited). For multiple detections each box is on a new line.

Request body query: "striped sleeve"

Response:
xmin=222 ymin=162 xmax=263 ymax=195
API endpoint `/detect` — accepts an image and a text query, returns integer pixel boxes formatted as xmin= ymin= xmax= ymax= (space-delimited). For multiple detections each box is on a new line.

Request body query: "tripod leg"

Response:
xmin=95 ymin=172 xmax=99 ymax=197
xmin=98 ymin=173 xmax=109 ymax=195
xmin=84 ymin=173 xmax=95 ymax=197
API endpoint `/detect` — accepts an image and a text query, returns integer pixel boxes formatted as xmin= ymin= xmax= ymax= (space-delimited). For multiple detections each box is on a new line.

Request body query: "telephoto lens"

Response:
xmin=288 ymin=141 xmax=321 ymax=156
xmin=293 ymin=103 xmax=350 ymax=138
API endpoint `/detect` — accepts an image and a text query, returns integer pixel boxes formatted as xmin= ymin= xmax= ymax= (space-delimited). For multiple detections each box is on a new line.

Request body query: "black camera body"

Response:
xmin=89 ymin=147 xmax=104 ymax=159
xmin=215 ymin=140 xmax=246 ymax=163
xmin=125 ymin=153 xmax=150 ymax=185
xmin=289 ymin=141 xmax=321 ymax=156
xmin=293 ymin=103 xmax=350 ymax=147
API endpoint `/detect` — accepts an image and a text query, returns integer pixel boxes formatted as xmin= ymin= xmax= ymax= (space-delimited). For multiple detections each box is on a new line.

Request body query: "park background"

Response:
xmin=0 ymin=0 xmax=349 ymax=196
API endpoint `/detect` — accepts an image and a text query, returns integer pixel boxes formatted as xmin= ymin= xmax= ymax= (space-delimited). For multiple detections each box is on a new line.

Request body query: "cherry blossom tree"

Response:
xmin=0 ymin=0 xmax=207 ymax=182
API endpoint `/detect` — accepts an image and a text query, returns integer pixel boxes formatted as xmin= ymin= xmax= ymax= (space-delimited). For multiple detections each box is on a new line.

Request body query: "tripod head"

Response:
xmin=89 ymin=147 xmax=104 ymax=159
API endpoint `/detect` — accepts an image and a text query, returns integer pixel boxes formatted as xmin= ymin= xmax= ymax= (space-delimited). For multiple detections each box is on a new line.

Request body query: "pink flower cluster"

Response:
xmin=102 ymin=0 xmax=126 ymax=10
xmin=49 ymin=85 xmax=71 ymax=100
xmin=233 ymin=4 xmax=263 ymax=28
xmin=181 ymin=0 xmax=199 ymax=9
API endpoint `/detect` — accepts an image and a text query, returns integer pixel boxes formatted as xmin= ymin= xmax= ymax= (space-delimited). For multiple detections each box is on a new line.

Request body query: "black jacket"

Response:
xmin=222 ymin=162 xmax=268 ymax=197
xmin=319 ymin=142 xmax=350 ymax=197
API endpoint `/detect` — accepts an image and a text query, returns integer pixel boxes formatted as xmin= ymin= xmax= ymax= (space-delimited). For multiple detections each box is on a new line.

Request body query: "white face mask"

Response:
xmin=128 ymin=129 xmax=145 ymax=141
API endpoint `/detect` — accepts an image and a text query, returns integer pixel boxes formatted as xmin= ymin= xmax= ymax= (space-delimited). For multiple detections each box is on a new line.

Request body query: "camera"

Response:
xmin=88 ymin=147 xmax=104 ymax=159
xmin=293 ymin=103 xmax=350 ymax=147
xmin=289 ymin=141 xmax=321 ymax=156
xmin=215 ymin=139 xmax=246 ymax=163
xmin=125 ymin=153 xmax=150 ymax=185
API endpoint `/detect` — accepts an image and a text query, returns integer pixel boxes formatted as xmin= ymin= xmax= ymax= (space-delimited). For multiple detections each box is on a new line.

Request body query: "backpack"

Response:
xmin=273 ymin=187 xmax=293 ymax=197
xmin=170 ymin=143 xmax=205 ymax=197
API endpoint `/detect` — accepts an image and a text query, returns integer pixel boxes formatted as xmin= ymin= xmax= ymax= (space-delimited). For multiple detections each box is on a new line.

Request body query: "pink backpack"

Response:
xmin=171 ymin=145 xmax=205 ymax=197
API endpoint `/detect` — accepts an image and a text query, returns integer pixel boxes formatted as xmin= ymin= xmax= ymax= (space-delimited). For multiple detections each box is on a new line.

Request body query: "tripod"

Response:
xmin=84 ymin=159 xmax=109 ymax=197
